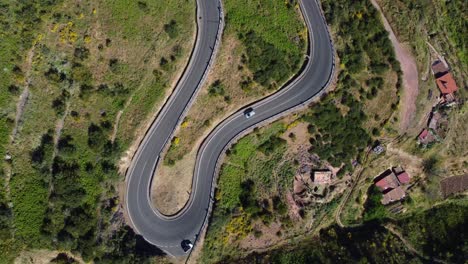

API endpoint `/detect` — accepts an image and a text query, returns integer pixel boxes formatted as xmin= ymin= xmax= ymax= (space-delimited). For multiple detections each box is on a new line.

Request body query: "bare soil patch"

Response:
xmin=239 ymin=221 xmax=282 ymax=250
xmin=152 ymin=148 xmax=197 ymax=214
xmin=281 ymin=121 xmax=311 ymax=153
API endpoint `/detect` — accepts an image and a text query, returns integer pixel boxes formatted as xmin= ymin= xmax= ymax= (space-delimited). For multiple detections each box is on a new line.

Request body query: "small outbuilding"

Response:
xmin=382 ymin=186 xmax=406 ymax=205
xmin=312 ymin=170 xmax=332 ymax=184
xmin=375 ymin=169 xmax=399 ymax=191
xmin=417 ymin=129 xmax=436 ymax=145
xmin=397 ymin=172 xmax=411 ymax=184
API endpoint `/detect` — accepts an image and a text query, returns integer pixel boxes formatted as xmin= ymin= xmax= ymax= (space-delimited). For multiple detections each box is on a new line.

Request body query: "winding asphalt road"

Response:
xmin=126 ymin=0 xmax=334 ymax=257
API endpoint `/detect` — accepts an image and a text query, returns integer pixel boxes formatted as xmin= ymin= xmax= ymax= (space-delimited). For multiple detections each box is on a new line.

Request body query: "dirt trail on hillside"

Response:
xmin=372 ymin=0 xmax=419 ymax=133
xmin=12 ymin=48 xmax=35 ymax=140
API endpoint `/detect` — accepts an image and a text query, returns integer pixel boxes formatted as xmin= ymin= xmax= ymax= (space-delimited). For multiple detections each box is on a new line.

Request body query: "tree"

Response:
xmin=363 ymin=185 xmax=387 ymax=221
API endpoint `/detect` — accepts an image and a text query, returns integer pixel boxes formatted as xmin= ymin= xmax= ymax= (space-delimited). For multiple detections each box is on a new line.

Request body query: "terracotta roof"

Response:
xmin=382 ymin=186 xmax=406 ymax=205
xmin=375 ymin=172 xmax=399 ymax=191
xmin=436 ymin=72 xmax=458 ymax=94
xmin=418 ymin=129 xmax=436 ymax=145
xmin=397 ymin=172 xmax=410 ymax=184
xmin=418 ymin=129 xmax=429 ymax=140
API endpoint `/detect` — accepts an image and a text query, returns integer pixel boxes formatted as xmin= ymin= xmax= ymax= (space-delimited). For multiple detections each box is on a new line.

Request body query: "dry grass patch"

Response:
xmin=362 ymin=71 xmax=399 ymax=132
xmin=152 ymin=148 xmax=197 ymax=215
xmin=15 ymin=250 xmax=84 ymax=264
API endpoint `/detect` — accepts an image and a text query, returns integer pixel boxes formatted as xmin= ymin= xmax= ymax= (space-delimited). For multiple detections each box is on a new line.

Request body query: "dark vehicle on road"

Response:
xmin=181 ymin=239 xmax=193 ymax=252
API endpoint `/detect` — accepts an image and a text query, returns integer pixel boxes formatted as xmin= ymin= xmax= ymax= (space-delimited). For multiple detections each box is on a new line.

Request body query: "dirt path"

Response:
xmin=11 ymin=47 xmax=35 ymax=141
xmin=15 ymin=250 xmax=86 ymax=264
xmin=5 ymin=47 xmax=36 ymax=203
xmin=111 ymin=110 xmax=122 ymax=143
xmin=372 ymin=0 xmax=419 ymax=133
xmin=52 ymin=103 xmax=69 ymax=157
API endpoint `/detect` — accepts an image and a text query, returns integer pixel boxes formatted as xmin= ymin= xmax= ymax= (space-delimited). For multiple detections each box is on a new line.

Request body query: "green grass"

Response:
xmin=103 ymin=0 xmax=193 ymax=40
xmin=398 ymin=200 xmax=468 ymax=263
xmin=217 ymin=122 xmax=287 ymax=211
xmin=224 ymin=0 xmax=306 ymax=88
xmin=228 ymin=223 xmax=416 ymax=263
xmin=228 ymin=201 xmax=468 ymax=263
xmin=10 ymin=174 xmax=49 ymax=241
xmin=0 ymin=0 xmax=195 ymax=261
xmin=224 ymin=0 xmax=304 ymax=54
xmin=0 ymin=1 xmax=68 ymax=258
xmin=117 ymin=78 xmax=167 ymax=147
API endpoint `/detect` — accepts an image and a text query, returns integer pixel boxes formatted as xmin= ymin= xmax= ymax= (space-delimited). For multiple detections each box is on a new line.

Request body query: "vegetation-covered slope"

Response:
xmin=0 ymin=0 xmax=194 ymax=262
xmin=225 ymin=201 xmax=468 ymax=264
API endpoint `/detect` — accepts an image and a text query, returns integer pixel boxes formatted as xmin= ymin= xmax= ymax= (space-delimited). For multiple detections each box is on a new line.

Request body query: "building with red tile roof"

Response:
xmin=418 ymin=128 xmax=436 ymax=145
xmin=382 ymin=186 xmax=406 ymax=205
xmin=418 ymin=129 xmax=429 ymax=140
xmin=374 ymin=168 xmax=411 ymax=205
xmin=436 ymin=72 xmax=458 ymax=95
xmin=375 ymin=169 xmax=399 ymax=191
xmin=397 ymin=172 xmax=410 ymax=184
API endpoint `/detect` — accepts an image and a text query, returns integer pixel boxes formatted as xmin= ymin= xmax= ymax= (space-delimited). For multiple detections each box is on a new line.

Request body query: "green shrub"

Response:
xmin=363 ymin=185 xmax=387 ymax=221
xmin=258 ymin=135 xmax=286 ymax=156
xmin=164 ymin=19 xmax=178 ymax=38
xmin=208 ymin=80 xmax=225 ymax=96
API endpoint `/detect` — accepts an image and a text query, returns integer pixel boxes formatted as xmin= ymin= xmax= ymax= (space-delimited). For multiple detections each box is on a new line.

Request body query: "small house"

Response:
xmin=375 ymin=169 xmax=399 ymax=191
xmin=397 ymin=172 xmax=410 ymax=184
xmin=417 ymin=129 xmax=436 ymax=145
xmin=382 ymin=186 xmax=406 ymax=205
xmin=436 ymin=72 xmax=458 ymax=95
xmin=312 ymin=170 xmax=332 ymax=184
